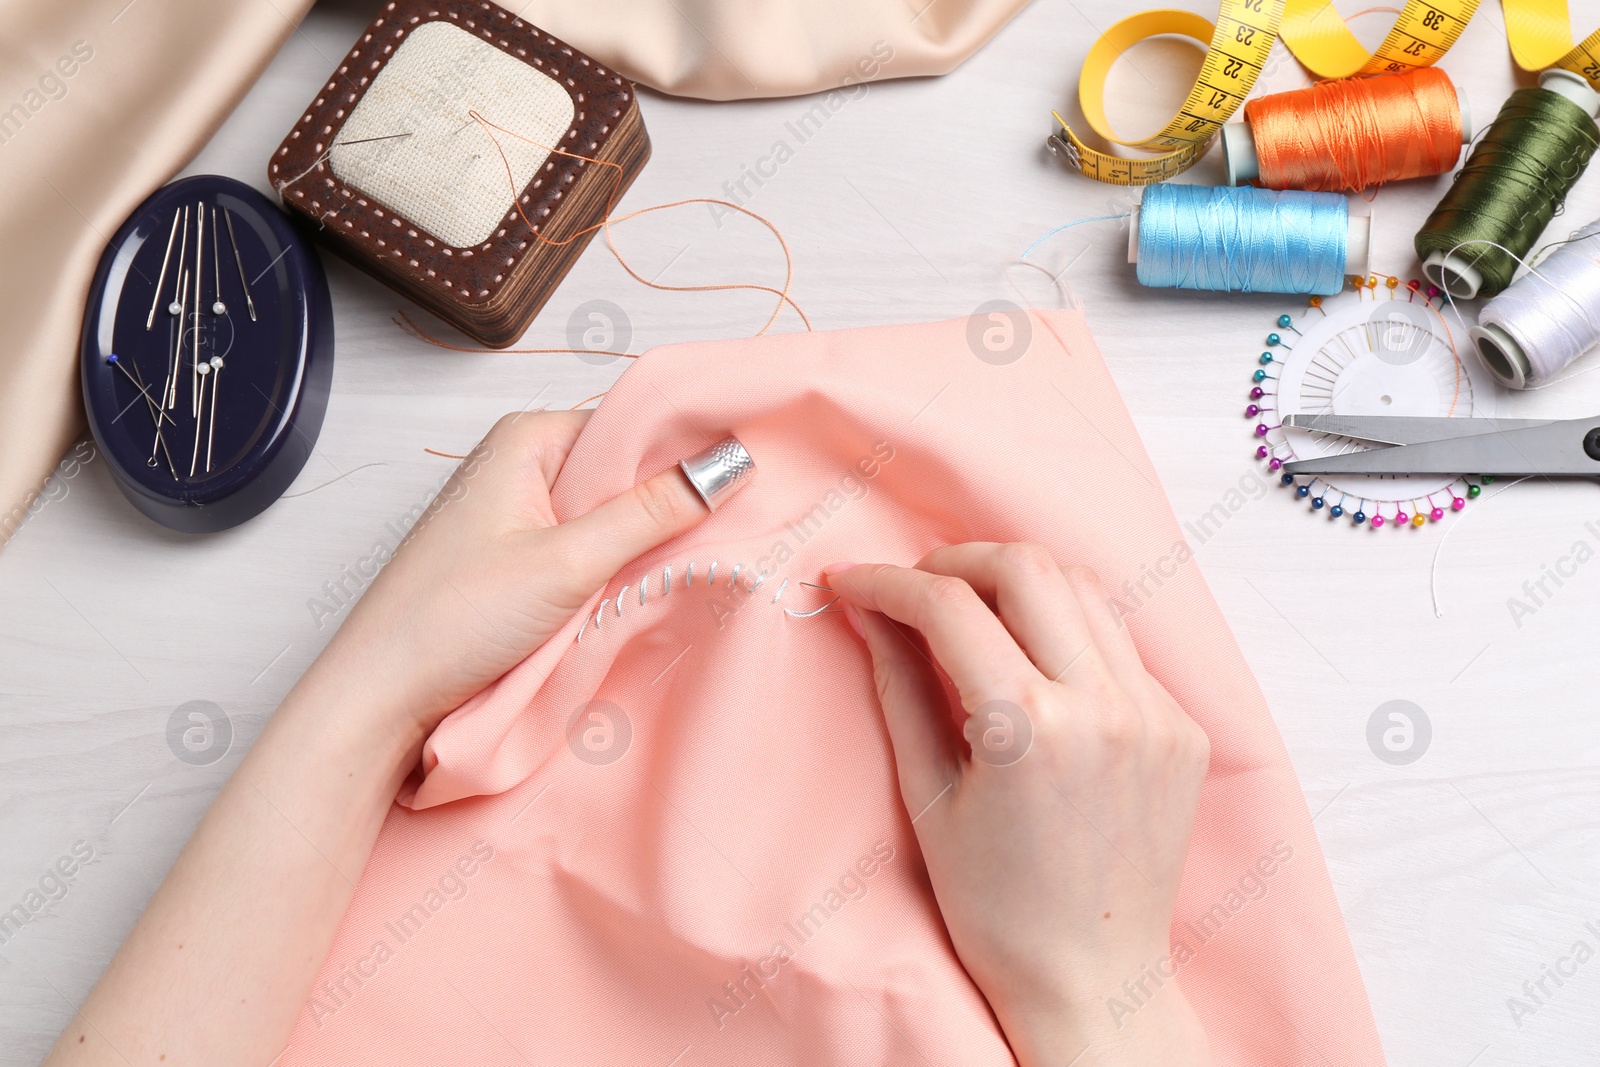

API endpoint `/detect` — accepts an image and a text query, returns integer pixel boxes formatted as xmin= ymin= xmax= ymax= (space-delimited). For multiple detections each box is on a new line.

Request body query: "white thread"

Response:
xmin=785 ymin=597 xmax=841 ymax=618
xmin=1478 ymin=220 xmax=1600 ymax=387
xmin=573 ymin=562 xmax=840 ymax=642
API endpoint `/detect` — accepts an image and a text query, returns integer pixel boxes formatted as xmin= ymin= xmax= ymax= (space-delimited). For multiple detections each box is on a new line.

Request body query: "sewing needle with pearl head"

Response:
xmin=210 ymin=206 xmax=226 ymax=315
xmin=168 ymin=204 xmax=189 ymax=317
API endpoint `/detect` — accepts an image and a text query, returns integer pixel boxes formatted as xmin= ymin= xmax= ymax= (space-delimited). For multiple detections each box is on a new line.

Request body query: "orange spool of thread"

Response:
xmin=1222 ymin=69 xmax=1471 ymax=192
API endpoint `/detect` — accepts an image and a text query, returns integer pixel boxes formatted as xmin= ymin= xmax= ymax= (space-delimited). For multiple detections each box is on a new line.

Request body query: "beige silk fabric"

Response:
xmin=0 ymin=0 xmax=1028 ymax=544
xmin=508 ymin=0 xmax=1034 ymax=100
xmin=0 ymin=0 xmax=313 ymax=547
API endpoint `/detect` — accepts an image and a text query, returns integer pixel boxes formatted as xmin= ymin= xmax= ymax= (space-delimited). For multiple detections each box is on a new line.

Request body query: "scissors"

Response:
xmin=1280 ymin=414 xmax=1600 ymax=478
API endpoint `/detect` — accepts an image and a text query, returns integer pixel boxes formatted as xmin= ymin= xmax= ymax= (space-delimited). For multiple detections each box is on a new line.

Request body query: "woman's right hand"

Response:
xmin=826 ymin=545 xmax=1213 ymax=1067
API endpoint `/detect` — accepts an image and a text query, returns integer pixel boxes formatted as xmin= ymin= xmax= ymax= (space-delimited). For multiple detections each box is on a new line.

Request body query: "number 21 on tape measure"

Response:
xmin=1048 ymin=2 xmax=1283 ymax=186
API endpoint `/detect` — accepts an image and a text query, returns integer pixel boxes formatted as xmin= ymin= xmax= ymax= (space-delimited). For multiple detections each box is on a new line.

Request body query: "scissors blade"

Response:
xmin=1282 ymin=413 xmax=1560 ymax=445
xmin=1282 ymin=417 xmax=1600 ymax=477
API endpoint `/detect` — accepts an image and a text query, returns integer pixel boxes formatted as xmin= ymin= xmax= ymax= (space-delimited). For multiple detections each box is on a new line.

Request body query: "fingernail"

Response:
xmin=822 ymin=561 xmax=858 ymax=577
xmin=679 ymin=436 xmax=755 ymax=511
xmin=841 ymin=602 xmax=865 ymax=639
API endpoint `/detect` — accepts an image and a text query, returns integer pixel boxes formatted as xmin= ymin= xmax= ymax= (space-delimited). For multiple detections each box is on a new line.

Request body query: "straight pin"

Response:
xmin=105 ymin=354 xmax=176 ymax=429
xmin=190 ymin=360 xmax=212 ymax=476
xmin=191 ymin=205 xmax=203 ymax=418
xmin=127 ymin=359 xmax=177 ymax=477
xmin=145 ymin=211 xmax=181 ymax=330
xmin=163 ymin=268 xmax=188 ymax=410
xmin=168 ymin=205 xmax=189 ymax=316
xmin=206 ymin=356 xmax=222 ymax=472
xmin=210 ymin=207 xmax=226 ymax=315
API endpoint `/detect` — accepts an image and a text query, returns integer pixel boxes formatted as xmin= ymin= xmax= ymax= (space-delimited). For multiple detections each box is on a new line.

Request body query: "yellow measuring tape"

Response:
xmin=1502 ymin=0 xmax=1600 ymax=86
xmin=1053 ymin=0 xmax=1599 ymax=186
xmin=1048 ymin=5 xmax=1283 ymax=185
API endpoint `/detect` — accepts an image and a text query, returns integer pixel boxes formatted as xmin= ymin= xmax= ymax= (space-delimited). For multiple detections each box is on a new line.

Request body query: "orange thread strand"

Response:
xmin=468 ymin=110 xmax=810 ymax=335
xmin=1246 ymin=68 xmax=1463 ymax=193
xmin=394 ymin=310 xmax=637 ymax=360
xmin=568 ymin=391 xmax=610 ymax=411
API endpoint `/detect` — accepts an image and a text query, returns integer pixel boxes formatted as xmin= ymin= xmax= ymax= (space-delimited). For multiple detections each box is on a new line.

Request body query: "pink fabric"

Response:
xmin=283 ymin=310 xmax=1385 ymax=1065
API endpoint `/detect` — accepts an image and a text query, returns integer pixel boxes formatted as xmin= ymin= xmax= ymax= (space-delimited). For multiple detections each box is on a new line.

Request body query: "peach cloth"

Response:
xmin=0 ymin=0 xmax=314 ymax=548
xmin=509 ymin=0 xmax=1032 ymax=100
xmin=284 ymin=310 xmax=1385 ymax=1065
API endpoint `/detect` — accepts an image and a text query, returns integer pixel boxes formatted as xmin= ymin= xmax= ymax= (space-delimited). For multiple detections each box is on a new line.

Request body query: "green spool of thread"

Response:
xmin=1415 ymin=70 xmax=1600 ymax=300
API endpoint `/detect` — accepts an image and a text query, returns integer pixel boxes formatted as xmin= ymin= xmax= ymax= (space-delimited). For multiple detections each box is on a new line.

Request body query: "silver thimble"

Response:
xmin=679 ymin=436 xmax=755 ymax=511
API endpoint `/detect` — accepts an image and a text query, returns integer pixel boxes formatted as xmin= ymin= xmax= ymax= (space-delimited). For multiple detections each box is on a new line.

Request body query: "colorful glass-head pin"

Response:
xmin=1268 ymin=457 xmax=1282 ymax=471
xmin=1267 ymin=333 xmax=1281 ymax=346
xmin=1407 ymin=279 xmax=1421 ymax=291
xmin=1429 ymin=507 xmax=1444 ymax=522
xmin=1260 ymin=352 xmax=1274 ymax=365
xmin=1330 ymin=504 xmax=1344 ymax=518
xmin=1256 ymin=445 xmax=1269 ymax=459
xmin=1353 ymin=510 xmax=1366 ymax=524
xmin=1366 ymin=275 xmax=1379 ymax=289
xmin=1451 ymin=496 xmax=1465 ymax=511
xmin=1246 ymin=404 xmax=1260 ymax=418
xmin=1311 ymin=496 xmax=1325 ymax=509
xmin=1250 ymin=386 xmax=1264 ymax=399
xmin=1426 ymin=284 xmax=1441 ymax=300
xmin=1386 ymin=276 xmax=1399 ymax=290
xmin=1296 ymin=485 xmax=1310 ymax=498
xmin=1413 ymin=512 xmax=1427 ymax=527
xmin=1396 ymin=511 xmax=1409 ymax=526
xmin=1372 ymin=514 xmax=1385 ymax=528
xmin=1467 ymin=483 xmax=1481 ymax=498
xmin=1281 ymin=473 xmax=1294 ymax=486
xmin=1309 ymin=295 xmax=1322 ymax=307
xmin=1277 ymin=314 xmax=1293 ymax=327
xmin=1253 ymin=369 xmax=1268 ymax=382
xmin=1255 ymin=423 xmax=1269 ymax=437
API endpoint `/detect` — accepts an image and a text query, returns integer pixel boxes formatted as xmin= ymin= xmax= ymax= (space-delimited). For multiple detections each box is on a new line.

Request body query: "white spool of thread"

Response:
xmin=1470 ymin=218 xmax=1600 ymax=389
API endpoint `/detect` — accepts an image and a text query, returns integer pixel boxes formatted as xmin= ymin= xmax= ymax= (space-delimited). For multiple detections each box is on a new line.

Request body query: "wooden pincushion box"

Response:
xmin=269 ymin=0 xmax=650 ymax=347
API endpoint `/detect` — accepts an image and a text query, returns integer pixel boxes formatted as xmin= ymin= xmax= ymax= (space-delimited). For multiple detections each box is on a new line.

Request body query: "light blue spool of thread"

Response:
xmin=1132 ymin=184 xmax=1369 ymax=296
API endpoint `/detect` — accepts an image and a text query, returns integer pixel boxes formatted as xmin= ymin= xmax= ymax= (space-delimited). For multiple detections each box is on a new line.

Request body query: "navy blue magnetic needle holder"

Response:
xmin=80 ymin=174 xmax=333 ymax=533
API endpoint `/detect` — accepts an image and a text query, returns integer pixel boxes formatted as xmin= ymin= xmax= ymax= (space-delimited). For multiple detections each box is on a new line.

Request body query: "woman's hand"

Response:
xmin=826 ymin=545 xmax=1213 ymax=1067
xmin=44 ymin=409 xmax=728 ymax=1067
xmin=320 ymin=409 xmax=717 ymax=749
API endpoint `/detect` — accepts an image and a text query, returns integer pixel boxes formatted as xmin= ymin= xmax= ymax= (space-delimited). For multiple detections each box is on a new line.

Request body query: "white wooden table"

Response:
xmin=3 ymin=1 xmax=1597 ymax=1063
